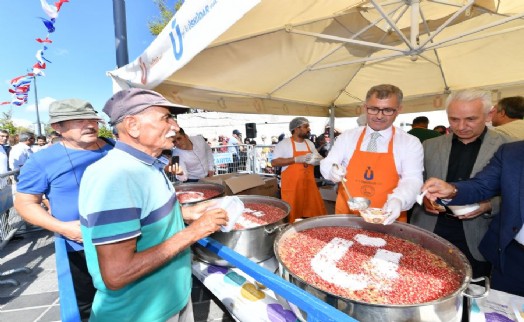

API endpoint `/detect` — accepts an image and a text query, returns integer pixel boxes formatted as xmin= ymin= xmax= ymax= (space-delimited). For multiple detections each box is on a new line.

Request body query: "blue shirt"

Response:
xmin=17 ymin=142 xmax=113 ymax=251
xmin=79 ymin=141 xmax=191 ymax=322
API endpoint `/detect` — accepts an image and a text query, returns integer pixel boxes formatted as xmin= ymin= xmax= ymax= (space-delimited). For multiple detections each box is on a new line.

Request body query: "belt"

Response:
xmin=442 ymin=212 xmax=462 ymax=221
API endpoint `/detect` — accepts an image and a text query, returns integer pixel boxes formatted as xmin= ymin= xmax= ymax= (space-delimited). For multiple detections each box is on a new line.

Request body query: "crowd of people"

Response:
xmin=1 ymin=84 xmax=522 ymax=321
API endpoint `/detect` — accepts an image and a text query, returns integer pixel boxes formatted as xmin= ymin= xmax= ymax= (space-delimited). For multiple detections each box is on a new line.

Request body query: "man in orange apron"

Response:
xmin=320 ymin=84 xmax=424 ymax=224
xmin=272 ymin=117 xmax=327 ymax=223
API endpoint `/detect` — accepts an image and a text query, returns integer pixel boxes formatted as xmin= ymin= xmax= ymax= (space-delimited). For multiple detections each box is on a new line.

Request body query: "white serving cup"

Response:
xmin=448 ymin=204 xmax=480 ymax=216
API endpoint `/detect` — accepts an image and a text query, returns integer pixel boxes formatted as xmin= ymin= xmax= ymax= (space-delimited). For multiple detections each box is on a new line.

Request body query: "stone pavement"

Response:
xmin=0 ymin=229 xmax=234 ymax=322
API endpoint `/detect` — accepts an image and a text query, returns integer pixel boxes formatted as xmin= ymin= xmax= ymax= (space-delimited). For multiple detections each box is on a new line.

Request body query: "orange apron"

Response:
xmin=335 ymin=128 xmax=407 ymax=222
xmin=281 ymin=140 xmax=327 ymax=223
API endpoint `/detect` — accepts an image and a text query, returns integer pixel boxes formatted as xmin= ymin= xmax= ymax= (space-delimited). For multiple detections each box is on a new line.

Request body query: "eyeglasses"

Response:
xmin=366 ymin=106 xmax=398 ymax=116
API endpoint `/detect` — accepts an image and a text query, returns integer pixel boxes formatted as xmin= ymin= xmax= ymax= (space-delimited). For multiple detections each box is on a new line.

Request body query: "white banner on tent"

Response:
xmin=108 ymin=0 xmax=259 ymax=92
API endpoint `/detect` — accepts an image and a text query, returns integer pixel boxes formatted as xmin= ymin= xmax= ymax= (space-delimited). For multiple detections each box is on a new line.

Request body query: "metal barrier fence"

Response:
xmin=0 ymin=169 xmax=32 ymax=286
xmin=168 ymin=144 xmax=280 ymax=182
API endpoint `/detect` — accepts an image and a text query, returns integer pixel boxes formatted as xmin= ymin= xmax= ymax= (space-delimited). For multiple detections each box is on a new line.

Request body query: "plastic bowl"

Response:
xmin=448 ymin=204 xmax=479 ymax=216
xmin=359 ymin=208 xmax=390 ymax=224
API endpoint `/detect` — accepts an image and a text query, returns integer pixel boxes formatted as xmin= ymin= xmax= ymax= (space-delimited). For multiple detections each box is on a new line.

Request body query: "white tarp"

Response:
xmin=109 ymin=0 xmax=260 ymax=92
xmin=109 ymin=0 xmax=524 ymax=117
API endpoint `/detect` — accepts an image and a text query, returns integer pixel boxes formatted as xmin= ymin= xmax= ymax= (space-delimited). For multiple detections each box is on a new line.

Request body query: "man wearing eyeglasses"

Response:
xmin=320 ymin=84 xmax=423 ymax=225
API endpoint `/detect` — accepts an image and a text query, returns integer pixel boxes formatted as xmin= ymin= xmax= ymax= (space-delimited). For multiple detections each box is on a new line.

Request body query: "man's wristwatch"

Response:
xmin=447 ymin=184 xmax=458 ymax=199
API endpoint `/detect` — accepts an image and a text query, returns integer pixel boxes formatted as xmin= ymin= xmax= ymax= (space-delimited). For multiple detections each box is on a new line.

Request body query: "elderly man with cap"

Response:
xmin=271 ymin=117 xmax=326 ymax=222
xmin=320 ymin=84 xmax=423 ymax=224
xmin=14 ymin=98 xmax=114 ymax=321
xmin=78 ymin=88 xmax=228 ymax=322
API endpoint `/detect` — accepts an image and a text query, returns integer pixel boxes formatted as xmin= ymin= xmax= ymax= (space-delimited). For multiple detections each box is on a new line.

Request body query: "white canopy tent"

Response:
xmin=109 ymin=0 xmax=524 ymax=118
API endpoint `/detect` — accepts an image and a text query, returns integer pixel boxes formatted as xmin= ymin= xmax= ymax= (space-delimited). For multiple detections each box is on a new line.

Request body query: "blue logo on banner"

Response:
xmin=170 ymin=19 xmax=183 ymax=60
xmin=364 ymin=166 xmax=374 ymax=180
xmin=214 ymin=153 xmax=233 ymax=165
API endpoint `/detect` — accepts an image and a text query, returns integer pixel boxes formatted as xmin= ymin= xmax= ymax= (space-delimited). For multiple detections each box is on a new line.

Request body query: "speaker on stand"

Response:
xmin=245 ymin=123 xmax=257 ymax=139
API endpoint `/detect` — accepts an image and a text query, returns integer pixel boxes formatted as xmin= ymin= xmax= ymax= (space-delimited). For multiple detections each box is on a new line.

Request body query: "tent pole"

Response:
xmin=112 ymin=0 xmax=129 ymax=67
xmin=329 ymin=105 xmax=335 ymax=146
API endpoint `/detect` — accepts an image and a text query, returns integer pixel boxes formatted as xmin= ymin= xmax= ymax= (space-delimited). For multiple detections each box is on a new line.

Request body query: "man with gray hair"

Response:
xmin=411 ymin=89 xmax=513 ymax=279
xmin=272 ymin=116 xmax=326 ymax=222
xmin=320 ymin=84 xmax=423 ymax=225
xmin=79 ymin=88 xmax=228 ymax=321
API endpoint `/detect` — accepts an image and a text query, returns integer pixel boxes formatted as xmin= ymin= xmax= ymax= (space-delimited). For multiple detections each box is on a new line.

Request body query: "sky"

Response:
xmin=0 ymin=0 xmax=449 ymax=134
xmin=0 ymin=0 xmax=165 ymax=129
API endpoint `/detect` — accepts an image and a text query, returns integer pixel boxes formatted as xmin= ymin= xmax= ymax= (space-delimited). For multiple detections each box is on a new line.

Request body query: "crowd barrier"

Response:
xmin=0 ymin=170 xmax=32 ymax=286
xmin=168 ymin=144 xmax=279 ymax=183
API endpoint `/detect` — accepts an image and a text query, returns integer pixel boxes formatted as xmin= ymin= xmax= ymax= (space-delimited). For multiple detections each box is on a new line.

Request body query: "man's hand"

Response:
xmin=382 ymin=198 xmax=402 ymax=225
xmin=186 ymin=208 xmax=228 ymax=239
xmin=422 ymin=177 xmax=456 ymax=200
xmin=457 ymin=200 xmax=491 ymax=220
xmin=60 ymin=220 xmax=83 ymax=243
xmin=294 ymin=153 xmax=312 ymax=164
xmin=207 ymin=170 xmax=215 ymax=177
xmin=306 ymin=153 xmax=323 ymax=166
xmin=422 ymin=196 xmax=446 ymax=214
xmin=330 ymin=164 xmax=346 ymax=183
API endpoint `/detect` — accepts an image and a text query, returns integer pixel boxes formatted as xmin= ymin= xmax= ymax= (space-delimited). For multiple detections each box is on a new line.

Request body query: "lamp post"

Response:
xmin=32 ymin=75 xmax=42 ymax=136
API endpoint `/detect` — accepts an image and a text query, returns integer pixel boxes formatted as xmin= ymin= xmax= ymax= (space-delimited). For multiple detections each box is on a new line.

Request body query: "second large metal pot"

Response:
xmin=192 ymin=195 xmax=290 ymax=267
xmin=274 ymin=215 xmax=487 ymax=322
xmin=174 ymin=182 xmax=225 ymax=206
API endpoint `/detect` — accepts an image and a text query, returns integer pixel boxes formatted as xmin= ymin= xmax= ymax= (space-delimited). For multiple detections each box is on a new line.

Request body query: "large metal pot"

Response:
xmin=274 ymin=215 xmax=488 ymax=322
xmin=174 ymin=182 xmax=225 ymax=206
xmin=192 ymin=195 xmax=290 ymax=267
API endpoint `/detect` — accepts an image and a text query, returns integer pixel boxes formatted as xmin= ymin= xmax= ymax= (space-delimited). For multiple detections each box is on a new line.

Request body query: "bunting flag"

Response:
xmin=2 ymin=0 xmax=69 ymax=107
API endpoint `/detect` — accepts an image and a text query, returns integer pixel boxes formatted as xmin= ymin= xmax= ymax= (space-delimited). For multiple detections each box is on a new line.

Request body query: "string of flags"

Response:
xmin=1 ymin=0 xmax=70 ymax=106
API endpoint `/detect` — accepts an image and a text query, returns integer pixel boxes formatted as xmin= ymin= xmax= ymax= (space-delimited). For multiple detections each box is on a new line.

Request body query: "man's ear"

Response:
xmin=50 ymin=123 xmax=61 ymax=134
xmin=122 ymin=116 xmax=141 ymax=139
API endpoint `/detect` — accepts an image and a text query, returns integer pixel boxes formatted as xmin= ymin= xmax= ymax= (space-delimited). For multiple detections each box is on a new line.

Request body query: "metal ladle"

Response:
xmin=332 ymin=164 xmax=370 ymax=211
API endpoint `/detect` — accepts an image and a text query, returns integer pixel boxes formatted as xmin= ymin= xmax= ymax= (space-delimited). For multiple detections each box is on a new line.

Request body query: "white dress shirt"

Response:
xmin=173 ymin=135 xmax=215 ymax=180
xmin=320 ymin=125 xmax=424 ymax=210
xmin=9 ymin=143 xmax=33 ymax=170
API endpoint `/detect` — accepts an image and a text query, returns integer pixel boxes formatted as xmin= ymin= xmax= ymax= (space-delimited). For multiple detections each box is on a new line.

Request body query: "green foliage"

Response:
xmin=0 ymin=109 xmax=32 ymax=135
xmin=148 ymin=0 xmax=183 ymax=36
xmin=98 ymin=125 xmax=114 ymax=139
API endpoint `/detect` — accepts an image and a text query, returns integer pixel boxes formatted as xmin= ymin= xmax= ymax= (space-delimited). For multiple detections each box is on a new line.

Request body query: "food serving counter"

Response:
xmin=191 ymin=257 xmax=297 ymax=321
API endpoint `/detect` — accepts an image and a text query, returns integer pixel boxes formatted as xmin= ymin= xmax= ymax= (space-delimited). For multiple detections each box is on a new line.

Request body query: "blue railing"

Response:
xmin=197 ymin=237 xmax=357 ymax=322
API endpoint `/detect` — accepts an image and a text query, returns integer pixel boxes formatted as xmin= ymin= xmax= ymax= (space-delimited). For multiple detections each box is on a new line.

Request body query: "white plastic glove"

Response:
xmin=294 ymin=153 xmax=312 ymax=164
xmin=330 ymin=164 xmax=347 ymax=183
xmin=382 ymin=198 xmax=402 ymax=225
xmin=306 ymin=153 xmax=323 ymax=166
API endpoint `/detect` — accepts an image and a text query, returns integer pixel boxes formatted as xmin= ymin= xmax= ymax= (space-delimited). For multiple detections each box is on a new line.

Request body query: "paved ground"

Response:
xmin=0 ymin=229 xmax=234 ymax=322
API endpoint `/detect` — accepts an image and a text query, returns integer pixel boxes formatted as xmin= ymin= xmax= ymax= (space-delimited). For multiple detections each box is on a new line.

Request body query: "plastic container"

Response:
xmin=448 ymin=204 xmax=480 ymax=216
xmin=210 ymin=196 xmax=245 ymax=232
xmin=359 ymin=207 xmax=390 ymax=224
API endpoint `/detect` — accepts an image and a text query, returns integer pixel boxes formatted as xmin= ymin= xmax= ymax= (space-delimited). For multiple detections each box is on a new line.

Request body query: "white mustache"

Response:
xmin=165 ymin=130 xmax=177 ymax=138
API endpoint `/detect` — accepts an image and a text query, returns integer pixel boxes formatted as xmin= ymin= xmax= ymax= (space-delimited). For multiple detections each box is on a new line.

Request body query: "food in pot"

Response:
xmin=233 ymin=203 xmax=287 ymax=230
xmin=278 ymin=226 xmax=462 ymax=305
xmin=176 ymin=191 xmax=204 ymax=203
xmin=176 ymin=188 xmax=221 ymax=204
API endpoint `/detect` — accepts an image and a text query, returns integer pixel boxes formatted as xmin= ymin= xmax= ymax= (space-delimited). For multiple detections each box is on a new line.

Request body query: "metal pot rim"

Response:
xmin=274 ymin=214 xmax=472 ymax=307
xmin=174 ymin=182 xmax=225 ymax=206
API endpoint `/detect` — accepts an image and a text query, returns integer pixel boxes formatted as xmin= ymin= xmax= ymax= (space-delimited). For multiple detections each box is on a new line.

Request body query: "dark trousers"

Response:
xmin=491 ymin=240 xmax=524 ymax=297
xmin=228 ymin=154 xmax=239 ymax=173
xmin=68 ymin=251 xmax=97 ymax=322
xmin=434 ymin=215 xmax=491 ymax=278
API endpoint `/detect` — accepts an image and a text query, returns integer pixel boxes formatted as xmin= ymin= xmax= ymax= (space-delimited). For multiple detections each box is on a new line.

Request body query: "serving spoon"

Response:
xmin=332 ymin=164 xmax=371 ymax=211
